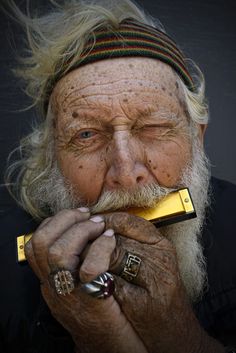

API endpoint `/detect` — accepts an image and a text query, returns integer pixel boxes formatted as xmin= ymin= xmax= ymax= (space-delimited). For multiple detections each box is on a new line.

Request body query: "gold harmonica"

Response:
xmin=127 ymin=188 xmax=196 ymax=226
xmin=16 ymin=188 xmax=196 ymax=263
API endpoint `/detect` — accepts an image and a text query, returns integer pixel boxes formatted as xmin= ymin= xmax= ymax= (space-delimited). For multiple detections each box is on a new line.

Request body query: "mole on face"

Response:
xmin=161 ymin=86 xmax=166 ymax=92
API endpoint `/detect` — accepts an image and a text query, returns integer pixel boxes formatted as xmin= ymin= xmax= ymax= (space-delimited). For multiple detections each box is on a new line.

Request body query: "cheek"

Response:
xmin=146 ymin=139 xmax=191 ymax=187
xmin=57 ymin=150 xmax=107 ymax=203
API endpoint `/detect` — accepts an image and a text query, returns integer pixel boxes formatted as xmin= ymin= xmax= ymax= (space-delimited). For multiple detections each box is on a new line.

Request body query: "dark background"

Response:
xmin=0 ymin=0 xmax=236 ymax=208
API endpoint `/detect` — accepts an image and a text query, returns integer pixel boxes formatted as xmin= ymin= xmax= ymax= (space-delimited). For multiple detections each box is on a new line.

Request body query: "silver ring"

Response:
xmin=53 ymin=270 xmax=75 ymax=296
xmin=81 ymin=272 xmax=115 ymax=299
xmin=120 ymin=252 xmax=142 ymax=282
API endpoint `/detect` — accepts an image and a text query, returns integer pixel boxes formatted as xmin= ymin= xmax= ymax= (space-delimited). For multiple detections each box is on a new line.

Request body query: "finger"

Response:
xmin=104 ymin=212 xmax=163 ymax=244
xmin=37 ymin=216 xmax=53 ymax=230
xmin=31 ymin=208 xmax=91 ymax=272
xmin=25 ymin=239 xmax=44 ymax=282
xmin=47 ymin=216 xmax=105 ymax=272
xmin=32 ymin=208 xmax=91 ymax=251
xmin=114 ymin=274 xmax=147 ymax=305
xmin=113 ymin=275 xmax=148 ymax=331
xmin=109 ymin=235 xmax=177 ymax=291
xmin=79 ymin=229 xmax=116 ymax=283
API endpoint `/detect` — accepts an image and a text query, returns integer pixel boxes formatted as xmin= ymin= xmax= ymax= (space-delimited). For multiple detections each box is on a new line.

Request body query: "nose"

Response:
xmin=105 ymin=131 xmax=151 ymax=190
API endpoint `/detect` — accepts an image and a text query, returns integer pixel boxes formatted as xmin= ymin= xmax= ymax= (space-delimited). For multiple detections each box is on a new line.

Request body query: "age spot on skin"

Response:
xmin=123 ymin=98 xmax=128 ymax=103
xmin=161 ymin=86 xmax=166 ymax=92
xmin=71 ymin=86 xmax=74 ymax=90
xmin=72 ymin=111 xmax=78 ymax=118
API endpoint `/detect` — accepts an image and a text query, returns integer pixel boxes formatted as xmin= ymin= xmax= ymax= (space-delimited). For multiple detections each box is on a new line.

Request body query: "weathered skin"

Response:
xmin=51 ymin=58 xmax=195 ymax=203
xmin=26 ymin=58 xmax=224 ymax=353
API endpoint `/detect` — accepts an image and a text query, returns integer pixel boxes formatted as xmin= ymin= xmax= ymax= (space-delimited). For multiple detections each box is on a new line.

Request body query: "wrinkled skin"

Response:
xmin=26 ymin=58 xmax=224 ymax=352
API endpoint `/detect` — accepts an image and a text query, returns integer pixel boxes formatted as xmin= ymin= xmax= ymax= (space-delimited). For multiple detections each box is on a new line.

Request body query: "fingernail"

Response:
xmin=77 ymin=207 xmax=90 ymax=213
xmin=90 ymin=215 xmax=104 ymax=223
xmin=103 ymin=229 xmax=114 ymax=237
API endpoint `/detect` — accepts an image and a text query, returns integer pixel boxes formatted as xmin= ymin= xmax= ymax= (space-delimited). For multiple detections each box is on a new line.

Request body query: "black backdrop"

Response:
xmin=1 ymin=0 xmax=236 ymax=208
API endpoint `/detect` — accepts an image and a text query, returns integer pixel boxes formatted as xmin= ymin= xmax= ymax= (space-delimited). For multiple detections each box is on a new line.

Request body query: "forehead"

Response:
xmin=50 ymin=57 xmax=184 ymax=115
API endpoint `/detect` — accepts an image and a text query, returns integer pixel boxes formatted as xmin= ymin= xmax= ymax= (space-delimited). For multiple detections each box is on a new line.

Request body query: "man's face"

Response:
xmin=51 ymin=57 xmax=201 ymax=205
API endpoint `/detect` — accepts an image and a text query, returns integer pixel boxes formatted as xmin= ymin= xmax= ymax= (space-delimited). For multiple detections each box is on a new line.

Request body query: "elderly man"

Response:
xmin=0 ymin=0 xmax=236 ymax=352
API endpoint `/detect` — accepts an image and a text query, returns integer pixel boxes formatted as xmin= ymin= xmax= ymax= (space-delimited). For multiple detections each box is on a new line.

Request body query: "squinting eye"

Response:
xmin=78 ymin=130 xmax=96 ymax=139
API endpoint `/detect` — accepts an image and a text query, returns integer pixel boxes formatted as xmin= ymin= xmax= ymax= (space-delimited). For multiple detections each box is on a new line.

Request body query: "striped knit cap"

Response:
xmin=44 ymin=19 xmax=194 ymax=112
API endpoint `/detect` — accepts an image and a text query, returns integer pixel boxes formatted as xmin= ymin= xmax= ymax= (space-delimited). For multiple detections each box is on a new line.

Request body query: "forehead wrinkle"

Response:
xmin=157 ymin=110 xmax=180 ymax=122
xmin=54 ymin=77 xmax=167 ymax=106
xmin=55 ymin=78 xmax=138 ymax=103
xmin=60 ymin=96 xmax=113 ymax=114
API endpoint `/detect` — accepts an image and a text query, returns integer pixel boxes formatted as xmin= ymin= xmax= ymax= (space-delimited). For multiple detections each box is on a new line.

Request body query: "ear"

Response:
xmin=198 ymin=124 xmax=207 ymax=145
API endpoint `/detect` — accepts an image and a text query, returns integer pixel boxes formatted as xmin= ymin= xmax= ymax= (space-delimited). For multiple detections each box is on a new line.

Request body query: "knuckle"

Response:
xmin=106 ymin=212 xmax=130 ymax=229
xmin=24 ymin=240 xmax=33 ymax=258
xmin=48 ymin=245 xmax=62 ymax=261
xmin=79 ymin=263 xmax=98 ymax=283
xmin=56 ymin=209 xmax=78 ymax=220
xmin=110 ymin=238 xmax=124 ymax=269
xmin=41 ymin=216 xmax=52 ymax=225
xmin=32 ymin=228 xmax=47 ymax=247
xmin=75 ymin=221 xmax=101 ymax=239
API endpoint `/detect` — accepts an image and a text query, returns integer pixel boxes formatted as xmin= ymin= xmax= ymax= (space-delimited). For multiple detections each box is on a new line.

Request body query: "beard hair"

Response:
xmin=161 ymin=141 xmax=211 ymax=302
xmin=31 ymin=139 xmax=211 ymax=302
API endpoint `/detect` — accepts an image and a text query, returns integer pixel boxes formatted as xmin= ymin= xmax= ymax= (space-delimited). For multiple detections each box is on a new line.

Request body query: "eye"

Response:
xmin=77 ymin=130 xmax=97 ymax=140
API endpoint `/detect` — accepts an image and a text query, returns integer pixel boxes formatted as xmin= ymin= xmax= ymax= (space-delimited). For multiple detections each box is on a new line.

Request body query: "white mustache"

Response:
xmin=90 ymin=183 xmax=177 ymax=214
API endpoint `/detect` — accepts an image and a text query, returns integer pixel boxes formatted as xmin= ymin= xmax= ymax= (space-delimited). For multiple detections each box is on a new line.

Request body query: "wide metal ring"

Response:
xmin=81 ymin=272 xmax=115 ymax=299
xmin=120 ymin=252 xmax=142 ymax=282
xmin=53 ymin=270 xmax=75 ymax=296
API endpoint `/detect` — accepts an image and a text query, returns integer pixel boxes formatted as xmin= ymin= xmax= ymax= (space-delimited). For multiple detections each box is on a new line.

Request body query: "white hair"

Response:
xmin=5 ymin=0 xmax=209 ymax=218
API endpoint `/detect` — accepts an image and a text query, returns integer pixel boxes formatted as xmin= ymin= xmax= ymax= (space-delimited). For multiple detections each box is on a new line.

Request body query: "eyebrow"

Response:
xmin=64 ymin=105 xmax=180 ymax=132
xmin=64 ymin=113 xmax=104 ymax=132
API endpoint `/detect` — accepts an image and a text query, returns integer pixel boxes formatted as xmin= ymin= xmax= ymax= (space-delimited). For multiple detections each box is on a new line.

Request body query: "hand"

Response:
xmin=80 ymin=212 xmax=225 ymax=353
xmin=25 ymin=209 xmax=147 ymax=353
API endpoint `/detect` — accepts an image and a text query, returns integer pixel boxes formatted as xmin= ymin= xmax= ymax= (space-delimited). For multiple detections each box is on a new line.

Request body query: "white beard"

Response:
xmin=31 ymin=140 xmax=211 ymax=302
